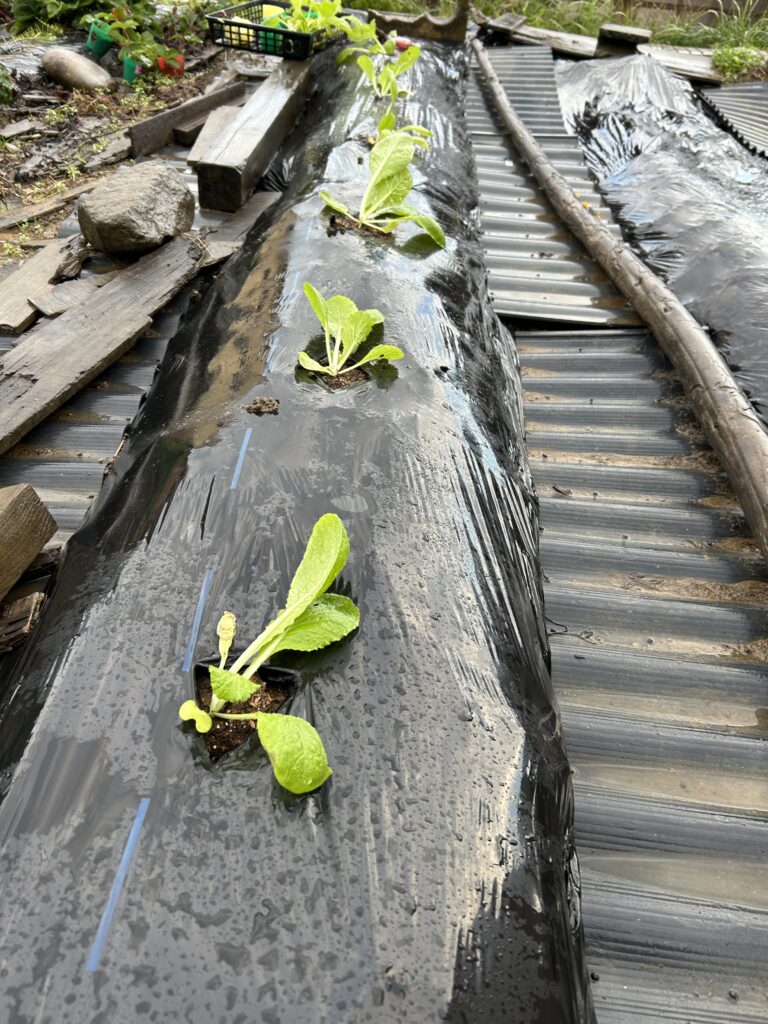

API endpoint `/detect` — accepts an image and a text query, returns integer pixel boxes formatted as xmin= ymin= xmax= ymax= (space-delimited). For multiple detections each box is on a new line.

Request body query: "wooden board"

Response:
xmin=596 ymin=22 xmax=652 ymax=57
xmin=0 ymin=484 xmax=57 ymax=601
xmin=0 ymin=118 xmax=45 ymax=141
xmin=637 ymin=43 xmax=724 ymax=83
xmin=196 ymin=63 xmax=310 ymax=213
xmin=128 ymin=81 xmax=246 ymax=158
xmin=510 ymin=23 xmax=598 ymax=58
xmin=187 ymin=105 xmax=242 ymax=167
xmin=0 ymin=236 xmax=202 ymax=458
xmin=29 ymin=272 xmax=118 ymax=318
xmin=0 ymin=592 xmax=46 ymax=653
xmin=0 ymin=181 xmax=96 ymax=232
xmin=0 ymin=235 xmax=88 ymax=334
xmin=198 ymin=191 xmax=281 ymax=266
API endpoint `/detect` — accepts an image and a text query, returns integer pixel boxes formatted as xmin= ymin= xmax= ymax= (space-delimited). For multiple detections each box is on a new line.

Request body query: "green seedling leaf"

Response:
xmin=209 ymin=666 xmax=259 ymax=704
xmin=349 ymin=344 xmax=404 ymax=371
xmin=356 ymin=53 xmax=377 ymax=90
xmin=257 ymin=713 xmax=333 ymax=794
xmin=319 ymin=191 xmax=350 ymax=218
xmin=230 ymin=514 xmax=350 ymax=676
xmin=217 ymin=611 xmax=237 ymax=668
xmin=267 ymin=594 xmax=359 ymax=655
xmin=377 ymin=108 xmax=396 ymax=135
xmin=303 ymin=282 xmax=328 ymax=331
xmin=393 ymin=43 xmax=420 ymax=76
xmin=412 ymin=213 xmax=446 ymax=247
xmin=298 ymin=351 xmax=329 ymax=374
xmin=179 ymin=700 xmax=213 ymax=733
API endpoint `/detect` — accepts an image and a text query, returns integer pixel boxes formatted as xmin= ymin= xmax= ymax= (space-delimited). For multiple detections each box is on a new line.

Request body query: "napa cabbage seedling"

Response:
xmin=375 ymin=107 xmax=432 ymax=144
xmin=356 ymin=44 xmax=421 ymax=102
xmin=179 ymin=513 xmax=358 ymax=793
xmin=337 ymin=17 xmax=397 ymax=64
xmin=299 ymin=284 xmax=403 ymax=377
xmin=320 ymin=130 xmax=445 ymax=247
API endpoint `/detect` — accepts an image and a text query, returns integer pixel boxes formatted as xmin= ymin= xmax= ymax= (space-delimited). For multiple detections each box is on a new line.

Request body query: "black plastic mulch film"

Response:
xmin=0 ymin=45 xmax=593 ymax=1024
xmin=556 ymin=54 xmax=768 ymax=428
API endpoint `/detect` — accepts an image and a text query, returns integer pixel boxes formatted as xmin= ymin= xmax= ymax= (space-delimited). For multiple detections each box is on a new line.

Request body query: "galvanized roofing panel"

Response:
xmin=519 ymin=326 xmax=768 ymax=1023
xmin=467 ymin=47 xmax=640 ymax=325
xmin=701 ymin=81 xmax=768 ymax=157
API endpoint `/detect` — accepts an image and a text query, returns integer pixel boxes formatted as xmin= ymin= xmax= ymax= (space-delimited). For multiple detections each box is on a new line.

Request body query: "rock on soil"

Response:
xmin=78 ymin=161 xmax=196 ymax=254
xmin=42 ymin=47 xmax=115 ymax=93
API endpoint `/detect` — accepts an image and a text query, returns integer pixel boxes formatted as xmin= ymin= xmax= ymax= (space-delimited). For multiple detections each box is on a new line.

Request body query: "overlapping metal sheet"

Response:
xmin=701 ymin=81 xmax=768 ymax=157
xmin=520 ymin=326 xmax=768 ymax=1023
xmin=465 ymin=43 xmax=768 ymax=1024
xmin=466 ymin=46 xmax=640 ymax=325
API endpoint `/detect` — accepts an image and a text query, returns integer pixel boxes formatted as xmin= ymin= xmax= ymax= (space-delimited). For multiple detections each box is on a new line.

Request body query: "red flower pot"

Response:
xmin=157 ymin=54 xmax=184 ymax=76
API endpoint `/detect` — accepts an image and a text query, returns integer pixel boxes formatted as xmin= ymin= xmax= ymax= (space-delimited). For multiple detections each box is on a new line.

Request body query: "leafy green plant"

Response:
xmin=179 ymin=513 xmax=358 ymax=793
xmin=375 ymin=107 xmax=431 ymax=143
xmin=337 ymin=15 xmax=397 ymax=64
xmin=0 ymin=66 xmax=17 ymax=106
xmin=299 ymin=284 xmax=403 ymax=376
xmin=263 ymin=0 xmax=346 ymax=33
xmin=356 ymin=44 xmax=420 ymax=102
xmin=320 ymin=129 xmax=445 ymax=246
xmin=713 ymin=44 xmax=767 ymax=79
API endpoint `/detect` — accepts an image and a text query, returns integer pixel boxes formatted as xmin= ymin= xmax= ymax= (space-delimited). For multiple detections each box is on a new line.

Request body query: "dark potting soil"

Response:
xmin=326 ymin=214 xmax=388 ymax=239
xmin=198 ymin=676 xmax=288 ymax=759
xmin=321 ymin=368 xmax=367 ymax=390
xmin=244 ymin=397 xmax=280 ymax=416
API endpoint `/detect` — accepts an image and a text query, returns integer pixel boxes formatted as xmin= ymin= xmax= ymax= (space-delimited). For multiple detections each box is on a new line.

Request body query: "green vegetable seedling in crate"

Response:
xmin=207 ymin=0 xmax=347 ymax=59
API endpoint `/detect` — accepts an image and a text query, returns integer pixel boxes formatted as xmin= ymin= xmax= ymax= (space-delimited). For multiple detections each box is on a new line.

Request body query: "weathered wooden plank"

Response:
xmin=0 ymin=118 xmax=45 ymax=141
xmin=483 ymin=13 xmax=527 ymax=33
xmin=29 ymin=271 xmax=118 ymax=318
xmin=0 ymin=235 xmax=89 ymax=334
xmin=129 ymin=81 xmax=246 ymax=158
xmin=173 ymin=114 xmax=208 ymax=146
xmin=0 ymin=485 xmax=57 ymax=602
xmin=198 ymin=190 xmax=281 ymax=267
xmin=510 ymin=23 xmax=598 ymax=57
xmin=637 ymin=43 xmax=724 ymax=83
xmin=187 ymin=105 xmax=242 ymax=167
xmin=0 ymin=236 xmax=202 ymax=458
xmin=0 ymin=181 xmax=96 ymax=232
xmin=196 ymin=63 xmax=310 ymax=212
xmin=596 ymin=22 xmax=652 ymax=57
xmin=0 ymin=592 xmax=46 ymax=653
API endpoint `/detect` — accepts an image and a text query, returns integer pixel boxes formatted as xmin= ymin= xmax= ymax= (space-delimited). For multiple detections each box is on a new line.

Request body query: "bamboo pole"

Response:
xmin=473 ymin=38 xmax=768 ymax=565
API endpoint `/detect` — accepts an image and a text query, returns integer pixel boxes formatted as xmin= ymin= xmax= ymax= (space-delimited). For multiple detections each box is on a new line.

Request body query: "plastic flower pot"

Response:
xmin=157 ymin=54 xmax=184 ymax=77
xmin=123 ymin=55 xmax=144 ymax=84
xmin=86 ymin=21 xmax=114 ymax=57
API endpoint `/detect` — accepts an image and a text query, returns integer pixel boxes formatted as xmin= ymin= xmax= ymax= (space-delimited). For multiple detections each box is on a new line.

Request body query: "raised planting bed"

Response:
xmin=0 ymin=43 xmax=593 ymax=1024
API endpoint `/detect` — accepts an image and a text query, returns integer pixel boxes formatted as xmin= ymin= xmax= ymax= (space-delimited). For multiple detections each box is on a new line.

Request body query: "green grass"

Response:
xmin=350 ymin=0 xmax=768 ymax=80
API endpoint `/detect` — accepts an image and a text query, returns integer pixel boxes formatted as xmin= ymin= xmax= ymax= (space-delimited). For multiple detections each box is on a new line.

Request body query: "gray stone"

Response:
xmin=77 ymin=161 xmax=196 ymax=254
xmin=42 ymin=47 xmax=115 ymax=93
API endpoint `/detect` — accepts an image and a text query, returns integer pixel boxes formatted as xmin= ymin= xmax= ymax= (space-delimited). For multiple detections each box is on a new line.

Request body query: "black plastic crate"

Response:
xmin=206 ymin=0 xmax=345 ymax=60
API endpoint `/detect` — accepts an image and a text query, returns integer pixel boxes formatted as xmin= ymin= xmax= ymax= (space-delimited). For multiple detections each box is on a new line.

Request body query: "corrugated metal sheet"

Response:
xmin=521 ymin=326 xmax=768 ymax=1023
xmin=467 ymin=46 xmax=640 ymax=325
xmin=701 ymin=82 xmax=768 ymax=157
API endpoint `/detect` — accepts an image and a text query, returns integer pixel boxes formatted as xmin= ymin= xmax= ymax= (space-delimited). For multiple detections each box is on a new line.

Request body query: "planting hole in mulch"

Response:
xmin=326 ymin=214 xmax=389 ymax=239
xmin=195 ymin=668 xmax=291 ymax=760
xmin=319 ymin=368 xmax=368 ymax=390
xmin=244 ymin=397 xmax=280 ymax=415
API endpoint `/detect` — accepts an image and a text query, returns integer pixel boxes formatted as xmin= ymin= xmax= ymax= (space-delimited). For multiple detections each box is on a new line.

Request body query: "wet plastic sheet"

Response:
xmin=0 ymin=45 xmax=592 ymax=1023
xmin=556 ymin=54 xmax=768 ymax=427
